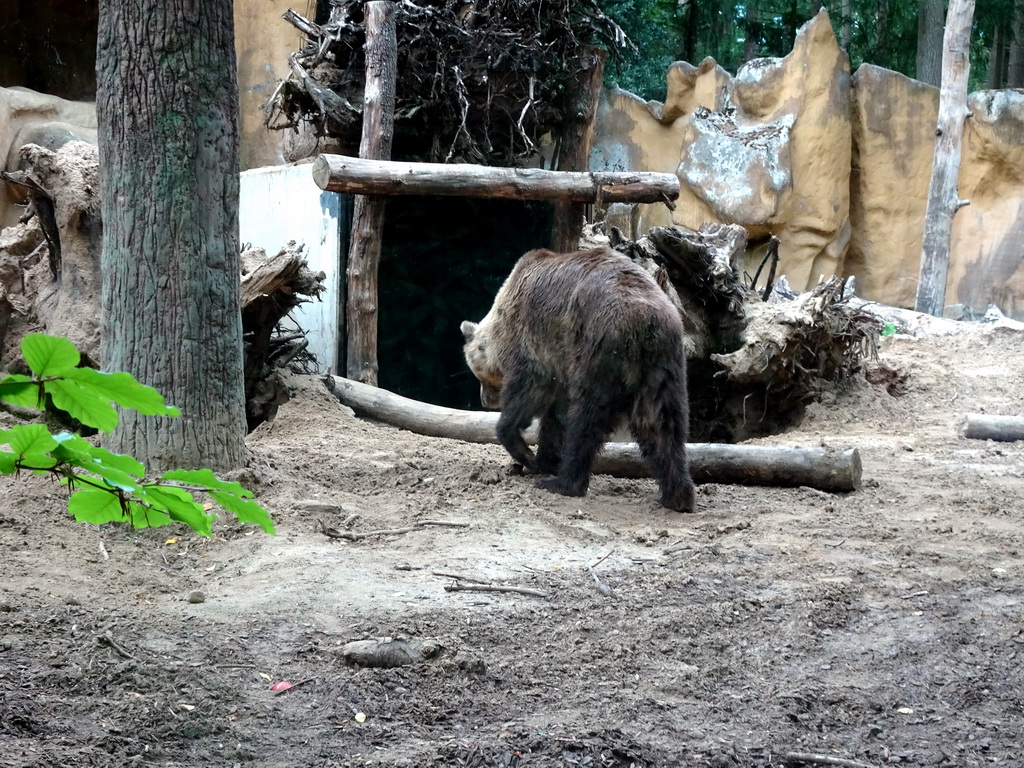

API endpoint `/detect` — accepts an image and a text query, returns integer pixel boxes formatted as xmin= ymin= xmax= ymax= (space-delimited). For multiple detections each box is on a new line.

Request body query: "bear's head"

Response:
xmin=460 ymin=320 xmax=503 ymax=409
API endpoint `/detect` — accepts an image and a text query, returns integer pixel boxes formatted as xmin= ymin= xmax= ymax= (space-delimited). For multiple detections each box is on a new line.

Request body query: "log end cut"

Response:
xmin=311 ymin=155 xmax=332 ymax=190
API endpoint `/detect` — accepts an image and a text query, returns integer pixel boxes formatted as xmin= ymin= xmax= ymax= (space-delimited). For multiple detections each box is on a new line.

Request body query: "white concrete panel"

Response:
xmin=240 ymin=163 xmax=345 ymax=374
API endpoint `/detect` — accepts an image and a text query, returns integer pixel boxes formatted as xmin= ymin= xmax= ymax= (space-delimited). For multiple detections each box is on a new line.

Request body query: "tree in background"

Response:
xmin=918 ymin=0 xmax=947 ymax=85
xmin=598 ymin=0 xmax=1014 ymax=100
xmin=96 ymin=0 xmax=247 ymax=472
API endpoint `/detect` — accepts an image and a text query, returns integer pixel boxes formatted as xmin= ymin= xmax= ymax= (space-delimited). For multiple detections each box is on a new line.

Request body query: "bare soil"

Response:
xmin=2 ymin=328 xmax=1023 ymax=768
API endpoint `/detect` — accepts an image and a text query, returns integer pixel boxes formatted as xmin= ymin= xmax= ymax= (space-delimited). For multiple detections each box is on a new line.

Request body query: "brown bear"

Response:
xmin=461 ymin=246 xmax=696 ymax=512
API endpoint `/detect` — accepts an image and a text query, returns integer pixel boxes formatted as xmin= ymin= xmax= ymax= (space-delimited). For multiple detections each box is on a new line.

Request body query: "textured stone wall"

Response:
xmin=592 ymin=9 xmax=1024 ymax=319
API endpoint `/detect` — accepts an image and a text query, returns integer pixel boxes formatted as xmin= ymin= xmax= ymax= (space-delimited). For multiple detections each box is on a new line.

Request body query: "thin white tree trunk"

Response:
xmin=915 ymin=0 xmax=976 ymax=317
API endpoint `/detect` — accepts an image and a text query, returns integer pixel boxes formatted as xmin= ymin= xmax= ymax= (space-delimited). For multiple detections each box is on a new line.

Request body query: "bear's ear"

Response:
xmin=460 ymin=321 xmax=478 ymax=341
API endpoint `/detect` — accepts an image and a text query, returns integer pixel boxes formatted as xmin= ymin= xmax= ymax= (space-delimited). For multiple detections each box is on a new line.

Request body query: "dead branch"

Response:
xmin=97 ymin=632 xmax=134 ymax=659
xmin=432 ymin=570 xmax=492 ymax=584
xmin=320 ymin=519 xmax=470 ymax=541
xmin=588 ymin=568 xmax=616 ymax=598
xmin=784 ymin=752 xmax=877 ymax=768
xmin=443 ymin=582 xmax=549 ymax=599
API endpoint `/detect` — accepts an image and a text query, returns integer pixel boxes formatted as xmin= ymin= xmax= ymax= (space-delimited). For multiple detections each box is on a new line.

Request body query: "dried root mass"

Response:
xmin=267 ymin=0 xmax=630 ymax=165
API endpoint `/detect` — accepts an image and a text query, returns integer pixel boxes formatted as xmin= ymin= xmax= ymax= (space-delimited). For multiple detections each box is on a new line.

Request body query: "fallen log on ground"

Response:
xmin=961 ymin=414 xmax=1024 ymax=442
xmin=330 ymin=377 xmax=862 ymax=492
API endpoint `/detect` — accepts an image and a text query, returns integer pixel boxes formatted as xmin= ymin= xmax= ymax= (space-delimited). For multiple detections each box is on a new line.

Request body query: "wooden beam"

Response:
xmin=312 ymin=154 xmax=680 ymax=204
xmin=345 ymin=1 xmax=397 ymax=385
xmin=915 ymin=0 xmax=976 ymax=316
xmin=330 ymin=377 xmax=862 ymax=493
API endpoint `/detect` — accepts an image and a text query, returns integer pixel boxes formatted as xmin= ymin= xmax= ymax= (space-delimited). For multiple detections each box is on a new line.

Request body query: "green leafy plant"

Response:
xmin=0 ymin=333 xmax=274 ymax=537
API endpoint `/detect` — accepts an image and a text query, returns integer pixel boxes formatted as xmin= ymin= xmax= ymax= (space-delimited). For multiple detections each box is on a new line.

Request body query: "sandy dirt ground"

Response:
xmin=1 ymin=327 xmax=1022 ymax=767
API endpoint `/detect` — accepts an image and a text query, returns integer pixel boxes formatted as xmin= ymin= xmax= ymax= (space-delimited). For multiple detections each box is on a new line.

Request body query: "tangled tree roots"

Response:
xmin=612 ymin=224 xmax=881 ymax=442
xmin=267 ymin=0 xmax=630 ymax=165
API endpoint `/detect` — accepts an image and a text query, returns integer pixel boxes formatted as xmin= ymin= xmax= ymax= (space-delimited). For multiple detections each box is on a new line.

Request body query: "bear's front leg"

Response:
xmin=496 ymin=372 xmax=546 ymax=472
xmin=536 ymin=394 xmax=614 ymax=498
xmin=534 ymin=404 xmax=565 ymax=475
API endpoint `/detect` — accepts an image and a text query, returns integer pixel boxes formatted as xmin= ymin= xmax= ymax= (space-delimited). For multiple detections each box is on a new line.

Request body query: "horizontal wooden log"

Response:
xmin=331 ymin=377 xmax=862 ymax=493
xmin=961 ymin=414 xmax=1024 ymax=442
xmin=312 ymin=154 xmax=680 ymax=204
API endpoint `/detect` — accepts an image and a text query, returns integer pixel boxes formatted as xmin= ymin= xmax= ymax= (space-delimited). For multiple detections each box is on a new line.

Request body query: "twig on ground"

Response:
xmin=99 ymin=540 xmax=109 ymax=561
xmin=432 ymin=570 xmax=491 ymax=584
xmin=588 ymin=549 xmax=615 ymax=570
xmin=320 ymin=519 xmax=469 ymax=541
xmin=900 ymin=590 xmax=929 ymax=599
xmin=97 ymin=632 xmax=134 ymax=659
xmin=588 ymin=567 xmax=616 ymax=598
xmin=443 ymin=582 xmax=549 ymax=599
xmin=784 ymin=752 xmax=877 ymax=768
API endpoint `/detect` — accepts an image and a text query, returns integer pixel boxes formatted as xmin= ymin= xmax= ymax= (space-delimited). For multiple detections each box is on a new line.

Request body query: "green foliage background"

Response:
xmin=598 ymin=0 xmax=1016 ymax=101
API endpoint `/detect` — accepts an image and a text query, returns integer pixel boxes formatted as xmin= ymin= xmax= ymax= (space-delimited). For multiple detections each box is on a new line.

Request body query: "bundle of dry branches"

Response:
xmin=265 ymin=0 xmax=630 ymax=165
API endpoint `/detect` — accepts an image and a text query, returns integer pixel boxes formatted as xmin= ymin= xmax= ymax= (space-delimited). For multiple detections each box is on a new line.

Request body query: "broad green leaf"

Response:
xmin=1 ymin=424 xmax=58 ymax=458
xmin=22 ymin=334 xmax=80 ymax=377
xmin=141 ymin=484 xmax=197 ymax=509
xmin=137 ymin=485 xmax=213 ymax=537
xmin=68 ymin=488 xmax=127 ymax=525
xmin=46 ymin=379 xmax=119 ymax=431
xmin=161 ymin=468 xmax=254 ymax=498
xmin=0 ymin=449 xmax=18 ymax=474
xmin=84 ymin=445 xmax=146 ymax=479
xmin=62 ymin=368 xmax=181 ymax=417
xmin=210 ymin=490 xmax=276 ymax=535
xmin=0 ymin=375 xmax=42 ymax=408
xmin=79 ymin=462 xmax=142 ymax=494
xmin=126 ymin=503 xmax=172 ymax=531
xmin=50 ymin=432 xmax=97 ymax=464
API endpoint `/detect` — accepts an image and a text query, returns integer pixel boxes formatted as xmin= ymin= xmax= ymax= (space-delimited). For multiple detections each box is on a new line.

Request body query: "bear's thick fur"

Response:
xmin=461 ymin=246 xmax=696 ymax=512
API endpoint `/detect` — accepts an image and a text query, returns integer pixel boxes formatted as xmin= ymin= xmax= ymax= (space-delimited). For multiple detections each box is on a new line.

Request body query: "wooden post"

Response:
xmin=914 ymin=0 xmax=976 ymax=317
xmin=345 ymin=1 xmax=396 ymax=385
xmin=550 ymin=50 xmax=605 ymax=253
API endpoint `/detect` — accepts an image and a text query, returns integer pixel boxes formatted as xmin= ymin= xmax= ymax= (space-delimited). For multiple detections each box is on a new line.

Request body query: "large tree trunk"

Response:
xmin=915 ymin=0 xmax=976 ymax=317
xmin=1008 ymin=0 xmax=1024 ymax=87
xmin=916 ymin=0 xmax=946 ymax=86
xmin=875 ymin=0 xmax=891 ymax=67
xmin=987 ymin=23 xmax=1007 ymax=88
xmin=96 ymin=0 xmax=246 ymax=472
xmin=743 ymin=1 xmax=762 ymax=62
xmin=838 ymin=0 xmax=853 ymax=50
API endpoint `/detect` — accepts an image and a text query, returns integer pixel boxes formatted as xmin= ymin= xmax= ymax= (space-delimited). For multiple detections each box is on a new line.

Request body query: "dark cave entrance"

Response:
xmin=375 ymin=195 xmax=554 ymax=411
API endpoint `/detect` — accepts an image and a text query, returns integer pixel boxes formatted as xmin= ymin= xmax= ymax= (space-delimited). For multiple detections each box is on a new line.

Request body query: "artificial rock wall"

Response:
xmin=593 ymin=9 xmax=1024 ymax=318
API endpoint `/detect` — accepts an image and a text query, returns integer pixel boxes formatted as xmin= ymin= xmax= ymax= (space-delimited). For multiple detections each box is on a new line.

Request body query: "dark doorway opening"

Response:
xmin=377 ymin=196 xmax=554 ymax=410
xmin=0 ymin=0 xmax=98 ymax=100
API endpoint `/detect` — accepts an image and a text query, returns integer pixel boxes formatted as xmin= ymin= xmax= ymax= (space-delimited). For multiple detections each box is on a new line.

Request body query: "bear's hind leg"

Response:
xmin=631 ymin=382 xmax=696 ymax=513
